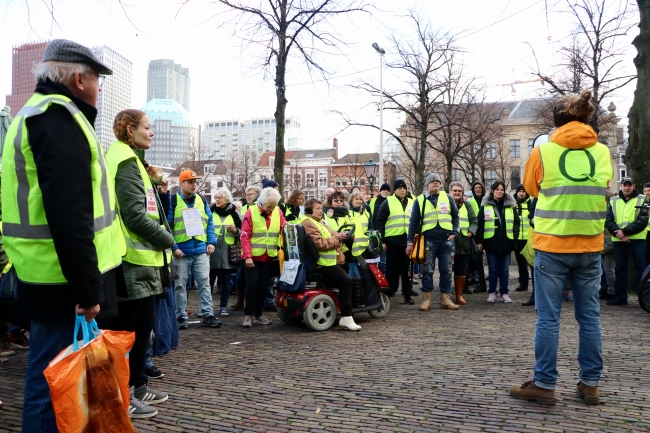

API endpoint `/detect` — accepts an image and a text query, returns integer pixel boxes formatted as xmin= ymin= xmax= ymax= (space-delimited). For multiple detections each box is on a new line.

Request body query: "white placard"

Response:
xmin=182 ymin=208 xmax=206 ymax=237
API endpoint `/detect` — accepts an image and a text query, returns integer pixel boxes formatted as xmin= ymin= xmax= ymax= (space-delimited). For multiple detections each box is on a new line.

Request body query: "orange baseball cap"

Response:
xmin=179 ymin=170 xmax=200 ymax=182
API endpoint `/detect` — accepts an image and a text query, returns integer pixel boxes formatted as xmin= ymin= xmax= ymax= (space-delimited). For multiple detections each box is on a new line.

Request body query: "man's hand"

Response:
xmin=467 ymin=232 xmax=473 ymax=238
xmin=621 ymin=234 xmax=630 ymax=243
xmin=173 ymin=249 xmax=185 ymax=258
xmin=158 ymin=178 xmax=169 ymax=194
xmin=245 ymin=258 xmax=254 ymax=268
xmin=477 ymin=243 xmax=483 ymax=252
xmin=447 ymin=234 xmax=456 ymax=242
xmin=382 ymin=243 xmax=387 ymax=251
xmin=75 ymin=304 xmax=100 ymax=322
xmin=615 ymin=230 xmax=626 ymax=240
xmin=405 ymin=245 xmax=414 ymax=256
xmin=336 ymin=232 xmax=348 ymax=241
xmin=207 ymin=244 xmax=215 ymax=255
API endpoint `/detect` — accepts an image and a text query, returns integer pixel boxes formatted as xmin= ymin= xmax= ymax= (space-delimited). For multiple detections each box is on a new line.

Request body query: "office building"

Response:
xmin=5 ymin=41 xmax=48 ymax=117
xmin=141 ymin=99 xmax=197 ymax=167
xmin=201 ymin=115 xmax=301 ymax=165
xmin=147 ymin=60 xmax=190 ymax=111
xmin=95 ymin=45 xmax=133 ymax=151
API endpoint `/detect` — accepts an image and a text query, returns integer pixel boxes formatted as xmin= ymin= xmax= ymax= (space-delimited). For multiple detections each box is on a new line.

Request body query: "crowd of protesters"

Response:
xmin=0 ymin=39 xmax=648 ymax=428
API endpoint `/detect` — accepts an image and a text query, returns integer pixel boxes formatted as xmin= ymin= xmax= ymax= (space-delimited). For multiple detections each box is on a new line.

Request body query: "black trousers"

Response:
xmin=385 ymin=243 xmax=412 ymax=296
xmin=97 ymin=295 xmax=155 ymax=389
xmin=244 ymin=260 xmax=272 ymax=317
xmin=468 ymin=249 xmax=486 ymax=284
xmin=514 ymin=241 xmax=531 ymax=289
xmin=316 ymin=265 xmax=353 ymax=316
xmin=452 ymin=254 xmax=469 ymax=276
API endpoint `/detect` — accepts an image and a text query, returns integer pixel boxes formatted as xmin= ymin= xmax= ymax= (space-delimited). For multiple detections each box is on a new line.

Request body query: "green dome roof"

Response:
xmin=140 ymin=99 xmax=193 ymax=127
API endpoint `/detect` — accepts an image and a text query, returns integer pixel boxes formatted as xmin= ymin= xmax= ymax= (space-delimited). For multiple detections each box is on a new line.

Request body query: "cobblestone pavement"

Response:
xmin=1 ymin=276 xmax=649 ymax=433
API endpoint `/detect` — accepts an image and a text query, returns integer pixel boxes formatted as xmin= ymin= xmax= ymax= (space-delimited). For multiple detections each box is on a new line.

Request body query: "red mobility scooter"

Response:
xmin=275 ymin=223 xmax=391 ymax=331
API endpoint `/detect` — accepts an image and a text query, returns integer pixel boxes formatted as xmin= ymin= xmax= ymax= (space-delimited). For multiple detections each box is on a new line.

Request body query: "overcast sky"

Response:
xmin=0 ymin=0 xmax=638 ymax=156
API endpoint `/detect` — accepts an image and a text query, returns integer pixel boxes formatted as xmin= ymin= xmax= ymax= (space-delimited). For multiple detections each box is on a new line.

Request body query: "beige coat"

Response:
xmin=302 ymin=216 xmax=345 ymax=265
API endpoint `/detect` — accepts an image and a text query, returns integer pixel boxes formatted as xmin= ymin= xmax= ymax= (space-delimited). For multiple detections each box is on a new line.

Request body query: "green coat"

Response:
xmin=454 ymin=201 xmax=478 ymax=255
xmin=115 ymin=149 xmax=174 ymax=301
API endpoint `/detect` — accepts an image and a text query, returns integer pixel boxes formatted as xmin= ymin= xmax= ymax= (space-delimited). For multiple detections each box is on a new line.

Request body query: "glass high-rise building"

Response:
xmin=147 ymin=60 xmax=190 ymax=111
xmin=201 ymin=116 xmax=301 ymax=165
xmin=95 ymin=45 xmax=133 ymax=152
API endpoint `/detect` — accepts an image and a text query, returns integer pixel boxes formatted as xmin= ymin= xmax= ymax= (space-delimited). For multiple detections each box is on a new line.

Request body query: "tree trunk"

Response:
xmin=274 ymin=4 xmax=288 ymax=195
xmin=415 ymin=122 xmax=426 ymax=195
xmin=626 ymin=1 xmax=650 ymax=183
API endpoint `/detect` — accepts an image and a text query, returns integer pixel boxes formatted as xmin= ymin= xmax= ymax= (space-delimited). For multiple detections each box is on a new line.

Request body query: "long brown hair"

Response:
xmin=286 ymin=189 xmax=305 ymax=206
xmin=552 ymin=89 xmax=595 ymax=127
xmin=113 ymin=109 xmax=146 ymax=146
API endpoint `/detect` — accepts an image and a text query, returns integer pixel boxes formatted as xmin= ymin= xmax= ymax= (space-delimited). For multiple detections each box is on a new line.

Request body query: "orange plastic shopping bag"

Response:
xmin=44 ymin=315 xmax=136 ymax=433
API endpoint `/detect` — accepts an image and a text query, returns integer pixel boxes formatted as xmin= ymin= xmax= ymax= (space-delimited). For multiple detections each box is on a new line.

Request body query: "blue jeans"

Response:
xmin=0 ymin=268 xmax=21 ymax=334
xmin=486 ymin=251 xmax=511 ymax=295
xmin=145 ymin=331 xmax=155 ymax=369
xmin=533 ymin=251 xmax=602 ymax=390
xmin=264 ymin=278 xmax=276 ymax=307
xmin=421 ymin=240 xmax=453 ymax=293
xmin=378 ymin=250 xmax=387 ymax=275
xmin=613 ymin=240 xmax=647 ymax=301
xmin=22 ymin=318 xmax=76 ymax=433
xmin=174 ymin=253 xmax=214 ymax=319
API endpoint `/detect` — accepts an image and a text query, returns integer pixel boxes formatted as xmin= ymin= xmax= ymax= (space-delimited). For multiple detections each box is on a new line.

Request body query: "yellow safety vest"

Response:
xmin=323 ymin=214 xmax=349 ymax=253
xmin=611 ymin=195 xmax=647 ymax=241
xmin=515 ymin=197 xmax=531 ymax=239
xmin=305 ymin=216 xmax=338 ymax=266
xmin=249 ymin=204 xmax=280 ymax=257
xmin=0 ymin=222 xmax=12 ymax=274
xmin=349 ymin=207 xmax=370 ymax=257
xmin=416 ymin=193 xmax=453 ymax=232
xmin=384 ymin=196 xmax=413 ymax=237
xmin=468 ymin=196 xmax=480 ymax=216
xmin=213 ymin=212 xmax=236 ymax=245
xmin=535 ymin=141 xmax=611 ymax=237
xmin=482 ymin=205 xmax=515 ymax=240
xmin=106 ymin=141 xmax=164 ymax=267
xmin=458 ymin=203 xmax=470 ymax=236
xmin=1 ymin=93 xmax=123 ymax=284
xmin=172 ymin=193 xmax=208 ymax=243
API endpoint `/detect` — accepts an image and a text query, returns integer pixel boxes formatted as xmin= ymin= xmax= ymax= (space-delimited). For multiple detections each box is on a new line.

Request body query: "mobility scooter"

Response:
xmin=275 ymin=223 xmax=391 ymax=331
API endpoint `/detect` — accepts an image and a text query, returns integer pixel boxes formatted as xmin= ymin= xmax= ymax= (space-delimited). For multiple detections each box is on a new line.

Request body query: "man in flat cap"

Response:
xmin=1 ymin=39 xmax=123 ymax=431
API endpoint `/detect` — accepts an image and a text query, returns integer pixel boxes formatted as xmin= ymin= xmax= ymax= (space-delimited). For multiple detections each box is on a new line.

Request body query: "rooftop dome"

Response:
xmin=140 ymin=99 xmax=193 ymax=127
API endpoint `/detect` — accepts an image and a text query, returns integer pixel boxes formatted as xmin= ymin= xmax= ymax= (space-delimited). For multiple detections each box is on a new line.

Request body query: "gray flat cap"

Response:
xmin=43 ymin=39 xmax=113 ymax=75
xmin=425 ymin=173 xmax=442 ymax=185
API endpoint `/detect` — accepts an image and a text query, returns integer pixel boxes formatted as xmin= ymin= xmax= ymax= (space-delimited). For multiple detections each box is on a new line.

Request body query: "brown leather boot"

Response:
xmin=230 ymin=288 xmax=245 ymax=310
xmin=577 ymin=382 xmax=599 ymax=405
xmin=440 ymin=293 xmax=459 ymax=310
xmin=419 ymin=292 xmax=431 ymax=311
xmin=454 ymin=276 xmax=467 ymax=305
xmin=510 ymin=380 xmax=556 ymax=406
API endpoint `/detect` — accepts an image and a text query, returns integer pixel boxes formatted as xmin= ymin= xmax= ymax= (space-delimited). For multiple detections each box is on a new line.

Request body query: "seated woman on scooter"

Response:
xmin=323 ymin=191 xmax=350 ymax=231
xmin=302 ymin=198 xmax=361 ymax=331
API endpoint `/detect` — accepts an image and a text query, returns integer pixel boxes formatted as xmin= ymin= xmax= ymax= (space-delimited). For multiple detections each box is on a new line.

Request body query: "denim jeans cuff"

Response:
xmin=533 ymin=377 xmax=555 ymax=390
xmin=440 ymin=288 xmax=452 ymax=294
xmin=421 ymin=288 xmax=434 ymax=293
xmin=579 ymin=376 xmax=600 ymax=387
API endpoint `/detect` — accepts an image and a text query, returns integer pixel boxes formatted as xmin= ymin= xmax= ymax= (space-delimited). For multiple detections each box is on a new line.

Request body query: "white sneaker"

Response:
xmin=502 ymin=294 xmax=513 ymax=303
xmin=487 ymin=293 xmax=496 ymax=303
xmin=339 ymin=316 xmax=361 ymax=331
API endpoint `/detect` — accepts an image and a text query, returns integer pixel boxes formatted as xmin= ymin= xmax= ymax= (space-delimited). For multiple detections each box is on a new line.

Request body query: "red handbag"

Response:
xmin=368 ymin=263 xmax=390 ymax=288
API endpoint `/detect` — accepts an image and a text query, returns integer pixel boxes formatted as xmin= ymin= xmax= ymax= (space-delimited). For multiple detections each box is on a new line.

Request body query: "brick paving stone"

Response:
xmin=1 ymin=271 xmax=650 ymax=432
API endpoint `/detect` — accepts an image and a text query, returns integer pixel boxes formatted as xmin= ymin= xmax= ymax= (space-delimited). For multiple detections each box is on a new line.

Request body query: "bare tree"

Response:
xmin=202 ymin=0 xmax=369 ymax=193
xmin=527 ymin=0 xmax=636 ymax=133
xmin=625 ymin=0 xmax=650 ymax=182
xmin=222 ymin=150 xmax=261 ymax=198
xmin=179 ymin=135 xmax=218 ymax=194
xmin=338 ymin=10 xmax=456 ymax=193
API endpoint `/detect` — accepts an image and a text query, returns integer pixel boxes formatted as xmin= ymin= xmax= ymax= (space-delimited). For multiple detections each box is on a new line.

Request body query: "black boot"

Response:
xmin=403 ymin=296 xmax=415 ymax=305
xmin=515 ymin=285 xmax=528 ymax=292
xmin=522 ymin=291 xmax=535 ymax=306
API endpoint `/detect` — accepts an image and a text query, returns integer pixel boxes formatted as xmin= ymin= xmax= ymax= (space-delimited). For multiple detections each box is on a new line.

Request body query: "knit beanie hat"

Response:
xmin=393 ymin=179 xmax=408 ymax=190
xmin=380 ymin=182 xmax=391 ymax=192
xmin=515 ymin=184 xmax=526 ymax=193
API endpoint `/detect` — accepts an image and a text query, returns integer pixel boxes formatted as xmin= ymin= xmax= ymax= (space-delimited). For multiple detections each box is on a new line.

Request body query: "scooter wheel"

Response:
xmin=303 ymin=294 xmax=337 ymax=331
xmin=369 ymin=292 xmax=390 ymax=318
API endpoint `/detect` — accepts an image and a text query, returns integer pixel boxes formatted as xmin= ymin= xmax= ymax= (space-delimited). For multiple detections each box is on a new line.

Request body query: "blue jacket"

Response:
xmin=167 ymin=192 xmax=217 ymax=256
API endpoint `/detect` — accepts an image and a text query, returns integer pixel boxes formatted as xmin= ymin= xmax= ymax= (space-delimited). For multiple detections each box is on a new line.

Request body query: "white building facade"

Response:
xmin=147 ymin=60 xmax=190 ymax=111
xmin=94 ymin=45 xmax=132 ymax=151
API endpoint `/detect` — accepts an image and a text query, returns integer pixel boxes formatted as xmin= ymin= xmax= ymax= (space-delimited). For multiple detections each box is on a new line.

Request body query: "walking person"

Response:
xmin=604 ymin=177 xmax=648 ymax=305
xmin=510 ymin=89 xmax=612 ymax=406
xmin=406 ymin=174 xmax=460 ymax=310
xmin=209 ymin=188 xmax=242 ymax=317
xmin=513 ymin=184 xmax=533 ymax=292
xmin=104 ymin=109 xmax=175 ymax=418
xmin=1 ymin=40 xmax=123 ymax=432
xmin=169 ymin=170 xmax=221 ymax=329
xmin=448 ymin=181 xmax=478 ymax=304
xmin=476 ymin=181 xmax=520 ymax=303
xmin=240 ymin=187 xmax=286 ymax=327
xmin=467 ymin=181 xmax=487 ymax=292
xmin=376 ymin=179 xmax=417 ymax=304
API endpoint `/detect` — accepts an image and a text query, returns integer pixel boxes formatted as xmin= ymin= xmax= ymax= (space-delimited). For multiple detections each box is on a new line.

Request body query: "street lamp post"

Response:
xmin=363 ymin=158 xmax=379 ymax=199
xmin=372 ymin=42 xmax=385 ymax=185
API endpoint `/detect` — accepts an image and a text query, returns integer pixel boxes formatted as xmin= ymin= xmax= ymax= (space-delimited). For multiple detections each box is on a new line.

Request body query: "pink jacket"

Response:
xmin=240 ymin=204 xmax=287 ymax=262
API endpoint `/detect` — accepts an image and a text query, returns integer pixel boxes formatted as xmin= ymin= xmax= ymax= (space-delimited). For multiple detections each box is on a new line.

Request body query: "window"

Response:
xmin=217 ymin=181 xmax=223 ymax=188
xmin=510 ymin=140 xmax=521 ymax=158
xmin=511 ymin=167 xmax=521 ymax=189
xmin=293 ymin=172 xmax=302 ymax=188
xmin=620 ymin=169 xmax=626 ymax=179
xmin=269 ymin=157 xmax=275 ymax=167
xmin=204 ymin=164 xmax=216 ymax=176
xmin=318 ymin=171 xmax=328 ymax=187
xmin=486 ymin=170 xmax=497 ymax=185
xmin=452 ymin=169 xmax=461 ymax=181
xmin=486 ymin=143 xmax=496 ymax=160
xmin=528 ymin=139 xmax=534 ymax=153
xmin=305 ymin=172 xmax=314 ymax=187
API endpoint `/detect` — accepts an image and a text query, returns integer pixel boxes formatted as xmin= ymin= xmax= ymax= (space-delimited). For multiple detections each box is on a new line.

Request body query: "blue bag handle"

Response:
xmin=72 ymin=315 xmax=101 ymax=351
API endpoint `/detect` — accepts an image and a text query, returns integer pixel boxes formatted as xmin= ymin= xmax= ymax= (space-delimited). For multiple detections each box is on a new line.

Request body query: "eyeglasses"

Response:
xmin=332 ymin=199 xmax=344 ymax=203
